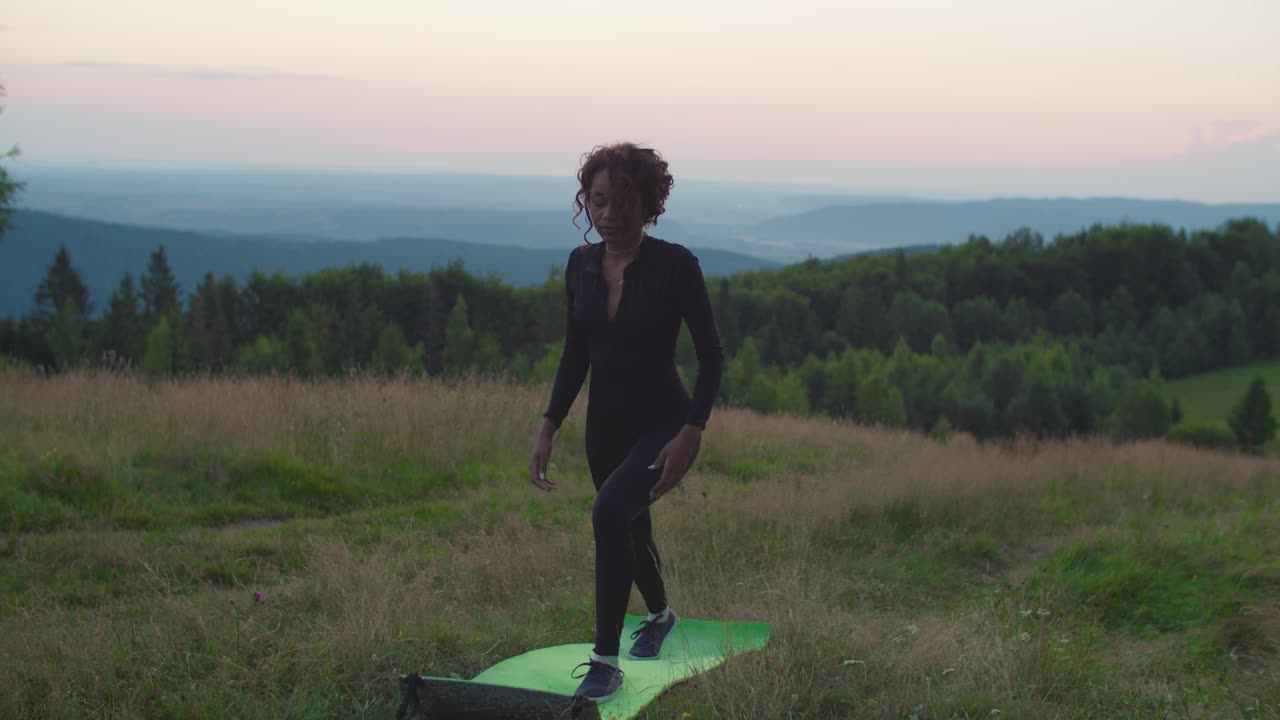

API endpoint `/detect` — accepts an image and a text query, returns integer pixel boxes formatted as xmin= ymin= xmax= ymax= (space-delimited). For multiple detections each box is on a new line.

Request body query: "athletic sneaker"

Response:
xmin=571 ymin=659 xmax=624 ymax=703
xmin=627 ymin=610 xmax=678 ymax=660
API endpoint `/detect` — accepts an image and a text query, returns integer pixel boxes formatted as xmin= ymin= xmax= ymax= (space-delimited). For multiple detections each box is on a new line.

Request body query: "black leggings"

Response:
xmin=586 ymin=420 xmax=700 ymax=657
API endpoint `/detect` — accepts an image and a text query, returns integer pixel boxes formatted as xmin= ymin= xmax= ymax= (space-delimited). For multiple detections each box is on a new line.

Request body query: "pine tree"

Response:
xmin=142 ymin=307 xmax=191 ymax=378
xmin=507 ymin=352 xmax=531 ymax=383
xmin=0 ymin=83 xmax=23 ymax=244
xmin=97 ymin=273 xmax=144 ymax=364
xmin=141 ymin=316 xmax=175 ymax=379
xmin=338 ymin=286 xmax=383 ymax=371
xmin=737 ymin=337 xmax=763 ymax=392
xmin=746 ymin=372 xmax=780 ymax=413
xmin=1049 ymin=289 xmax=1093 ymax=337
xmin=372 ymin=322 xmax=408 ymax=375
xmin=532 ymin=341 xmax=563 ymax=383
xmin=1006 ymin=375 xmax=1068 ymax=439
xmin=821 ymin=351 xmax=861 ymax=419
xmin=284 ymin=308 xmax=321 ymax=378
xmin=1228 ymin=377 xmax=1277 ymax=454
xmin=714 ymin=278 xmax=741 ymax=352
xmin=215 ymin=275 xmax=243 ymax=349
xmin=1101 ymin=286 xmax=1139 ymax=333
xmin=306 ymin=302 xmax=338 ymax=375
xmin=141 ymin=245 xmax=180 ymax=321
xmin=1108 ymin=377 xmax=1171 ymax=441
xmin=473 ymin=332 xmax=504 ymax=375
xmin=984 ymin=354 xmax=1023 ymax=414
xmin=243 ymin=269 xmax=296 ymax=341
xmin=188 ymin=272 xmax=232 ymax=370
xmin=858 ymin=369 xmax=907 ymax=427
xmin=34 ymin=245 xmax=91 ymax=323
xmin=231 ymin=335 xmax=287 ymax=376
xmin=775 ymin=370 xmax=812 ymax=415
xmin=442 ymin=294 xmax=475 ymax=375
xmin=943 ymin=379 xmax=998 ymax=440
xmin=372 ymin=321 xmax=424 ymax=376
xmin=44 ymin=300 xmax=87 ymax=371
xmin=931 ymin=415 xmax=953 ymax=442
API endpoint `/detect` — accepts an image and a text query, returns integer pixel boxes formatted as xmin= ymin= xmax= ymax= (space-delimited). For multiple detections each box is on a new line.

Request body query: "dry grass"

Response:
xmin=2 ymin=368 xmax=1279 ymax=719
xmin=1 ymin=368 xmax=550 ymax=475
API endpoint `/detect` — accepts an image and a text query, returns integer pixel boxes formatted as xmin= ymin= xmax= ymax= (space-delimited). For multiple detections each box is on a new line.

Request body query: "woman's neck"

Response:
xmin=604 ymin=231 xmax=645 ymax=255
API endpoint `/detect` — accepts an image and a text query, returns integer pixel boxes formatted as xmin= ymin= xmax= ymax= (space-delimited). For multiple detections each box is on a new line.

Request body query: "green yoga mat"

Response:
xmin=401 ymin=614 xmax=771 ymax=720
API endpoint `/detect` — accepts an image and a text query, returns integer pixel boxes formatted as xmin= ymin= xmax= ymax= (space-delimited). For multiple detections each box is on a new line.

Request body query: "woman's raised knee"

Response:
xmin=592 ymin=493 xmax=629 ymax=537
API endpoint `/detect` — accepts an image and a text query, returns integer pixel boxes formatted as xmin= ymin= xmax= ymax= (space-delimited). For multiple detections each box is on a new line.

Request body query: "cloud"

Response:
xmin=148 ymin=69 xmax=314 ymax=81
xmin=1186 ymin=120 xmax=1276 ymax=157
xmin=60 ymin=61 xmax=326 ymax=81
xmin=1210 ymin=119 xmax=1261 ymax=145
xmin=65 ymin=61 xmax=139 ymax=69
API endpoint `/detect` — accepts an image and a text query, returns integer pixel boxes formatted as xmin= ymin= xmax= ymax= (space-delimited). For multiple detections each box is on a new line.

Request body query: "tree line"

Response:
xmin=2 ymin=217 xmax=1277 ymax=451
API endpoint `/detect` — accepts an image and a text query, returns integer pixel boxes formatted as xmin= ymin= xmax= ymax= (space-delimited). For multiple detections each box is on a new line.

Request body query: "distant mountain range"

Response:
xmin=6 ymin=163 xmax=1280 ymax=318
xmin=7 ymin=190 xmax=1280 ymax=317
xmin=14 ymin=167 xmax=1278 ymax=264
xmin=0 ymin=211 xmax=779 ymax=318
xmin=739 ymin=197 xmax=1280 ymax=258
xmin=12 ymin=166 xmax=822 ymax=245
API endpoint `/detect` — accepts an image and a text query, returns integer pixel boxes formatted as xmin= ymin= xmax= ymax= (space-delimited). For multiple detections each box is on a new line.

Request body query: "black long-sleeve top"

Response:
xmin=543 ymin=235 xmax=725 ymax=432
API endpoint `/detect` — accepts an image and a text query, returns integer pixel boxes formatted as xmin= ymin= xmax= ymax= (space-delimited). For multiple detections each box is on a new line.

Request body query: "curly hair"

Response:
xmin=572 ymin=142 xmax=674 ymax=244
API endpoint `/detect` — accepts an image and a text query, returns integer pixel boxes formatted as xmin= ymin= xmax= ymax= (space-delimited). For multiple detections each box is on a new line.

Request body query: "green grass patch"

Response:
xmin=1168 ymin=359 xmax=1280 ymax=439
xmin=697 ymin=438 xmax=835 ymax=482
xmin=1041 ymin=528 xmax=1278 ymax=637
xmin=0 ymin=449 xmax=500 ymax=533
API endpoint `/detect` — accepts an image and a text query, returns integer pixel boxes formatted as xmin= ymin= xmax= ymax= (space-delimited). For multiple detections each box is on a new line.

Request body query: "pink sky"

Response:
xmin=2 ymin=0 xmax=1278 ymax=200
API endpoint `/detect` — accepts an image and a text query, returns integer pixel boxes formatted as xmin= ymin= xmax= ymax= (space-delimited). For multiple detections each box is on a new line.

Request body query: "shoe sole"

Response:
xmin=577 ymin=687 xmax=621 ymax=704
xmin=626 ymin=617 xmax=678 ymax=661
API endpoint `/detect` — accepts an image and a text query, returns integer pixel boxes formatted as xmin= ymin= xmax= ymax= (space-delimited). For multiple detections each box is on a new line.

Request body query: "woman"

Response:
xmin=529 ymin=143 xmax=724 ymax=703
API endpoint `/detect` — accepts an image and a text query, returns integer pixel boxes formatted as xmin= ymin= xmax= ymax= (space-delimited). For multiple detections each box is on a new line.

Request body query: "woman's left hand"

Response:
xmin=648 ymin=426 xmax=701 ymax=500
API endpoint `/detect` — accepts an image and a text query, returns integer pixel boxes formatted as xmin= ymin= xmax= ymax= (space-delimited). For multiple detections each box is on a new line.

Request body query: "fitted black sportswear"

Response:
xmin=542 ymin=234 xmax=724 ymax=657
xmin=542 ymin=235 xmax=724 ymax=433
xmin=586 ymin=420 xmax=699 ymax=657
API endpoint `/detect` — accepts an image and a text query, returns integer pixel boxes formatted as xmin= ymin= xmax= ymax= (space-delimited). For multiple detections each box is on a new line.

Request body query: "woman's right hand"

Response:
xmin=530 ymin=420 xmax=557 ymax=492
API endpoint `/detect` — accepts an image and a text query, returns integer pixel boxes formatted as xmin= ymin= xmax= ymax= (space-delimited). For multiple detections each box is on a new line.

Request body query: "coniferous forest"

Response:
xmin=3 ymin=217 xmax=1278 ymax=446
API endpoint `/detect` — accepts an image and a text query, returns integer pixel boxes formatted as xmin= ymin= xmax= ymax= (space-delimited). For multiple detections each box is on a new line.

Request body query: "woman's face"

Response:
xmin=587 ymin=170 xmax=644 ymax=243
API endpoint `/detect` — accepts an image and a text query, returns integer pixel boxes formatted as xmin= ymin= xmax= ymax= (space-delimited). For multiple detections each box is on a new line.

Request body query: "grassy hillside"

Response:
xmin=1168 ymin=360 xmax=1280 ymax=426
xmin=2 ymin=370 xmax=1278 ymax=719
